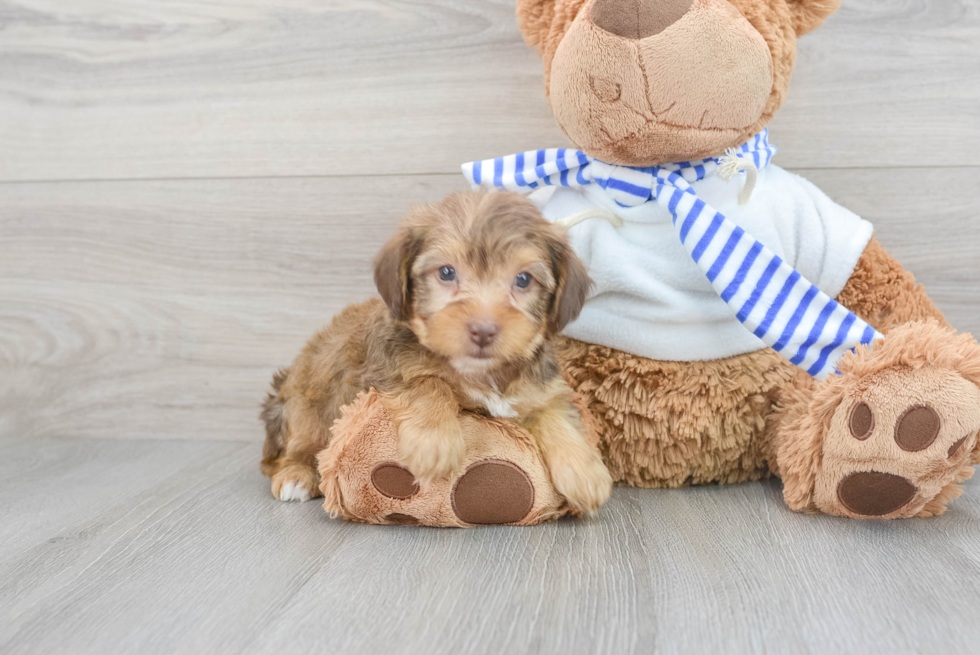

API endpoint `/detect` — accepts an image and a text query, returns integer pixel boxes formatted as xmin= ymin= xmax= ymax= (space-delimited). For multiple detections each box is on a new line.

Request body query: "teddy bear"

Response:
xmin=311 ymin=0 xmax=980 ymax=524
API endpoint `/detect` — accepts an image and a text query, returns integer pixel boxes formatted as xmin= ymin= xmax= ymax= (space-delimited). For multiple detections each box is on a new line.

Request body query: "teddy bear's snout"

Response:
xmin=590 ymin=0 xmax=694 ymax=39
xmin=548 ymin=0 xmax=774 ymax=166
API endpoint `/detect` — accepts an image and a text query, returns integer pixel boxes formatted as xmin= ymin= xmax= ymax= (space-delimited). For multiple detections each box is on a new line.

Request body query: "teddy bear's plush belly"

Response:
xmin=556 ymin=336 xmax=797 ymax=487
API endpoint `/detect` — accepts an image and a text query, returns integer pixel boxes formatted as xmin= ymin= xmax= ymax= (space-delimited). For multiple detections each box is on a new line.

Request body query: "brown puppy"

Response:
xmin=260 ymin=190 xmax=613 ymax=514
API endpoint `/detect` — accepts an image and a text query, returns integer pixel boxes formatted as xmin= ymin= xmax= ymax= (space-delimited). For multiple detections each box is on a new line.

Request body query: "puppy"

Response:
xmin=260 ymin=190 xmax=612 ymax=513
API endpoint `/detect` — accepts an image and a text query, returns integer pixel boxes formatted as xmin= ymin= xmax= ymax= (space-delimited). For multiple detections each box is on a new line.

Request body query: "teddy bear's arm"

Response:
xmin=835 ymin=238 xmax=948 ymax=334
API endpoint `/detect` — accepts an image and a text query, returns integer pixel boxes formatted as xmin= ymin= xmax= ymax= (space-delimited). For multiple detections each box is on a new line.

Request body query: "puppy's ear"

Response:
xmin=374 ymin=228 xmax=422 ymax=321
xmin=546 ymin=230 xmax=591 ymax=334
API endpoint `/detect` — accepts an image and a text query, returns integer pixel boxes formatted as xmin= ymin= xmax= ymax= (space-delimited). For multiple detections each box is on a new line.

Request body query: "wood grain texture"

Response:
xmin=0 ymin=174 xmax=462 ymax=443
xmin=1 ymin=0 xmax=978 ymax=181
xmin=0 ymin=435 xmax=979 ymax=655
xmin=1 ymin=167 xmax=978 ymax=444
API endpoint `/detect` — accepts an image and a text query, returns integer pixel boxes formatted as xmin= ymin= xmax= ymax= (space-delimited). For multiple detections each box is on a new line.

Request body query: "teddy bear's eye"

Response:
xmin=590 ymin=76 xmax=621 ymax=102
xmin=438 ymin=266 xmax=456 ymax=282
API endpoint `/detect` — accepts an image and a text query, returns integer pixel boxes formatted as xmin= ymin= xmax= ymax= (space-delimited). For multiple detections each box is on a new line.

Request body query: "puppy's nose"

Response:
xmin=590 ymin=0 xmax=693 ymax=39
xmin=467 ymin=322 xmax=499 ymax=348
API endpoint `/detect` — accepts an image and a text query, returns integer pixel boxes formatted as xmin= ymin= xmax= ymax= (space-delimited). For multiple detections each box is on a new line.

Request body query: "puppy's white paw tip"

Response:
xmin=278 ymin=481 xmax=311 ymax=502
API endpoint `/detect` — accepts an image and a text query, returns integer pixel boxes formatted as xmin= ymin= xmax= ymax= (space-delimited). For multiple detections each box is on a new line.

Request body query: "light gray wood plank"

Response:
xmin=0 ymin=174 xmax=465 ymax=443
xmin=1 ymin=167 xmax=978 ymax=445
xmin=0 ymin=435 xmax=978 ymax=655
xmin=0 ymin=0 xmax=564 ymax=182
xmin=1 ymin=0 xmax=978 ymax=182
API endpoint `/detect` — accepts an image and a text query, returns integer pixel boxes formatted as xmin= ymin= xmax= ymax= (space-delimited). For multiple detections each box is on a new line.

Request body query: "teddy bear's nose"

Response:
xmin=590 ymin=0 xmax=693 ymax=39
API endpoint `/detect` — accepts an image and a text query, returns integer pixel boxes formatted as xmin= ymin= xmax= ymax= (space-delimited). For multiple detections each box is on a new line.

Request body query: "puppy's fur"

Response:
xmin=260 ymin=190 xmax=613 ymax=513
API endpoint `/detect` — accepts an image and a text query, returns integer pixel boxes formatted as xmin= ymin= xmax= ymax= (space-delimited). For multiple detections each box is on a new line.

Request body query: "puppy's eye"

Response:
xmin=514 ymin=272 xmax=532 ymax=289
xmin=438 ymin=266 xmax=456 ymax=282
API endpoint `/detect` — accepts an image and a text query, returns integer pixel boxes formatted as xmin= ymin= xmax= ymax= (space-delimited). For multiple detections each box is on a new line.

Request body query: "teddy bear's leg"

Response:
xmin=557 ymin=337 xmax=797 ymax=488
xmin=765 ymin=240 xmax=980 ymax=517
xmin=318 ymin=391 xmax=574 ymax=526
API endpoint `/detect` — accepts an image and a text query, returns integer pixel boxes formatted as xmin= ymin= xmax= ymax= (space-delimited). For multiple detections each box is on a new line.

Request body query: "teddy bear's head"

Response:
xmin=517 ymin=0 xmax=839 ymax=166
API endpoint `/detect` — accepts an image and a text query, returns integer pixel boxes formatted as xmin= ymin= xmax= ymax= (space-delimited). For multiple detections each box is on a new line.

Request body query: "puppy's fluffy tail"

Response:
xmin=259 ymin=367 xmax=290 ymax=476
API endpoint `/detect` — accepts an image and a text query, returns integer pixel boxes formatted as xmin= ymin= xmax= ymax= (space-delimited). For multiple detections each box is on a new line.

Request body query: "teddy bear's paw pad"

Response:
xmin=847 ymin=402 xmax=874 ymax=440
xmin=384 ymin=513 xmax=421 ymax=525
xmin=837 ymin=471 xmax=917 ymax=517
xmin=371 ymin=462 xmax=420 ymax=500
xmin=948 ymin=435 xmax=971 ymax=458
xmin=893 ymin=405 xmax=941 ymax=451
xmin=815 ymin=367 xmax=980 ymax=518
xmin=451 ymin=459 xmax=534 ymax=525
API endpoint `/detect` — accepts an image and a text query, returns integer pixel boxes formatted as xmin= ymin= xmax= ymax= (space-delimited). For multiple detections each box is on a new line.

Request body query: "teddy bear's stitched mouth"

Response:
xmin=592 ymin=117 xmax=749 ymax=167
xmin=593 ymin=98 xmax=758 ymax=151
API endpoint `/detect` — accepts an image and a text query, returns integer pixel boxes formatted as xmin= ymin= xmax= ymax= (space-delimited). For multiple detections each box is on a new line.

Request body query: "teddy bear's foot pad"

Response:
xmin=837 ymin=471 xmax=917 ymax=517
xmin=451 ymin=459 xmax=534 ymax=525
xmin=320 ymin=390 xmax=578 ymax=526
xmin=813 ymin=362 xmax=980 ymax=518
xmin=371 ymin=463 xmax=419 ymax=499
xmin=384 ymin=513 xmax=421 ymax=525
xmin=367 ymin=459 xmax=535 ymax=525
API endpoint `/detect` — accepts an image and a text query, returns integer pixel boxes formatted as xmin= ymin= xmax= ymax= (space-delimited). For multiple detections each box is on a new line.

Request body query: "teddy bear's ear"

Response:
xmin=516 ymin=0 xmax=557 ymax=52
xmin=788 ymin=0 xmax=841 ymax=36
xmin=517 ymin=0 xmax=591 ymax=55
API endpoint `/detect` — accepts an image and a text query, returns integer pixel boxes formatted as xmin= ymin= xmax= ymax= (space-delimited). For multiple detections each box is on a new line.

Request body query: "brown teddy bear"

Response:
xmin=307 ymin=0 xmax=980 ymax=524
xmin=501 ymin=0 xmax=980 ymax=518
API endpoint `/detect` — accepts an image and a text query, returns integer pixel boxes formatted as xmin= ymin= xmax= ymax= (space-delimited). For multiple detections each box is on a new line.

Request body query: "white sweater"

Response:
xmin=529 ymin=165 xmax=873 ymax=362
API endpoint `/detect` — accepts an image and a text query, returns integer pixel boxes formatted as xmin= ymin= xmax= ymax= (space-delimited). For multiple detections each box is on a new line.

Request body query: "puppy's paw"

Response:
xmin=549 ymin=448 xmax=613 ymax=515
xmin=397 ymin=421 xmax=466 ymax=483
xmin=278 ymin=481 xmax=311 ymax=502
xmin=271 ymin=465 xmax=319 ymax=502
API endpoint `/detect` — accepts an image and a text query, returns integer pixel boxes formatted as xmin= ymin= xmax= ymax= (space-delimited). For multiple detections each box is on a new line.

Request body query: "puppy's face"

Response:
xmin=374 ymin=191 xmax=590 ymax=372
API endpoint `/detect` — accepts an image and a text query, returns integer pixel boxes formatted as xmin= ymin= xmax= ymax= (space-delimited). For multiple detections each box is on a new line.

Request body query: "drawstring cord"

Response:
xmin=554 ymin=207 xmax=624 ymax=229
xmin=717 ymin=148 xmax=758 ymax=205
xmin=555 ymin=149 xmax=758 ymax=230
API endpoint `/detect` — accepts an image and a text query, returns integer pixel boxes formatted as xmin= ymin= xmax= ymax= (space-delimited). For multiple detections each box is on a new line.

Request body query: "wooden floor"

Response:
xmin=2 ymin=1 xmax=980 ymax=653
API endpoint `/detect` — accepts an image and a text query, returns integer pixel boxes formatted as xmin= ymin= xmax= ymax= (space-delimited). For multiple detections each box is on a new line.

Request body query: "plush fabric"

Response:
xmin=518 ymin=0 xmax=803 ymax=166
xmin=318 ymin=390 xmax=592 ymax=526
xmin=557 ymin=245 xmax=980 ymax=519
xmin=589 ymin=0 xmax=694 ymax=40
xmin=549 ymin=0 xmax=776 ymax=165
xmin=556 ymin=336 xmax=795 ymax=487
xmin=766 ymin=320 xmax=980 ymax=518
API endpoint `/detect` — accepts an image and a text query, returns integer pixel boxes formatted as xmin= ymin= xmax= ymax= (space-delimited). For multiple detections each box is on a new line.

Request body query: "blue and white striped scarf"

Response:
xmin=462 ymin=130 xmax=882 ymax=380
